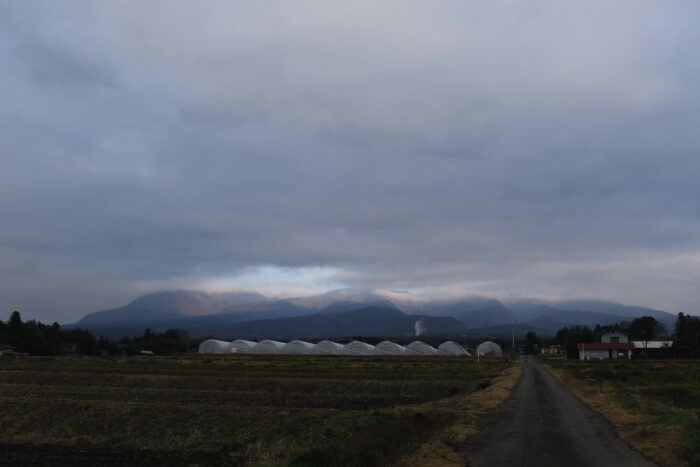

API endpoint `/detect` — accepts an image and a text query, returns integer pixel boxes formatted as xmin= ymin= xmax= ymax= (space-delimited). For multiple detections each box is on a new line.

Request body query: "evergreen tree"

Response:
xmin=524 ymin=332 xmax=540 ymax=354
xmin=673 ymin=312 xmax=700 ymax=356
xmin=9 ymin=311 xmax=22 ymax=329
xmin=564 ymin=325 xmax=594 ymax=359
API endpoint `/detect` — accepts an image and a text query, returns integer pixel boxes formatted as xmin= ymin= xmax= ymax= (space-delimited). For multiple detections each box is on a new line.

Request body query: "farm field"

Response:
xmin=0 ymin=354 xmax=519 ymax=466
xmin=540 ymin=357 xmax=700 ymax=467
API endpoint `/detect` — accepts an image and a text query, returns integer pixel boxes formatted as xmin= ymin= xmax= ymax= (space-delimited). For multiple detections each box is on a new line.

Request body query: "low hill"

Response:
xmin=424 ymin=298 xmax=518 ymax=329
xmin=464 ymin=323 xmax=555 ymax=338
xmin=317 ymin=300 xmax=398 ymax=314
xmin=67 ymin=288 xmax=681 ymax=339
xmin=70 ymin=290 xmax=311 ymax=338
xmin=199 ymin=306 xmax=465 ymax=340
xmin=508 ymin=299 xmax=676 ymax=331
xmin=75 ymin=290 xmax=268 ymax=326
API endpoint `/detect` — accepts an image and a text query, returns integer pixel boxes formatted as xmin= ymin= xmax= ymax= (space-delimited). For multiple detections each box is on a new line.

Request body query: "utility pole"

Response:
xmin=516 ymin=313 xmax=520 ymax=352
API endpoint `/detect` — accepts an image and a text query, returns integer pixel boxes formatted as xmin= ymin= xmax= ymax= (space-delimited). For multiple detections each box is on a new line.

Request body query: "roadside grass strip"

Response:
xmin=539 ymin=356 xmax=700 ymax=467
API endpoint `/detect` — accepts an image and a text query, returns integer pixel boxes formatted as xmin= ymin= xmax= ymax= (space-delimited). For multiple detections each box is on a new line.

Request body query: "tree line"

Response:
xmin=4 ymin=310 xmax=700 ymax=358
xmin=0 ymin=311 xmax=192 ymax=356
xmin=552 ymin=314 xmax=700 ymax=359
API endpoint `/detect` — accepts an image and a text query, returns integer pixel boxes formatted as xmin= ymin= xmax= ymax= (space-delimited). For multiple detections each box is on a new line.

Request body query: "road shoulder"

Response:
xmin=397 ymin=358 xmax=522 ymax=466
xmin=540 ymin=359 xmax=669 ymax=466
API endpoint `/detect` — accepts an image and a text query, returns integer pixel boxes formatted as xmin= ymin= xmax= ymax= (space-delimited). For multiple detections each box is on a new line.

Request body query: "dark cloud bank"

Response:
xmin=1 ymin=2 xmax=699 ymax=322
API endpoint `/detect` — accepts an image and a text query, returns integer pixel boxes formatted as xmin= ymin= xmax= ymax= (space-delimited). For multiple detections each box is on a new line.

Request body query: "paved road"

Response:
xmin=464 ymin=356 xmax=657 ymax=466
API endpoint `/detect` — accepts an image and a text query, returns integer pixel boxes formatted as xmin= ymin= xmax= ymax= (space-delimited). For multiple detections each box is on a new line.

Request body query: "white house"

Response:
xmin=601 ymin=332 xmax=629 ymax=344
xmin=578 ymin=332 xmax=634 ymax=360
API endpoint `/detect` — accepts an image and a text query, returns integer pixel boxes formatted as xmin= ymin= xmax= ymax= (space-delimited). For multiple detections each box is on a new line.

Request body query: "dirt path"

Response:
xmin=463 ymin=356 xmax=657 ymax=466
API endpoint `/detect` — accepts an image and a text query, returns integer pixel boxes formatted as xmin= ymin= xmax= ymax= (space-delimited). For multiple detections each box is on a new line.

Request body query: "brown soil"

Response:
xmin=0 ymin=443 xmax=246 ymax=467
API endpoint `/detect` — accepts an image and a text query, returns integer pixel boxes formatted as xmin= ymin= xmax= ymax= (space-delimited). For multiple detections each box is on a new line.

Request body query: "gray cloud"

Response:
xmin=1 ymin=1 xmax=699 ymax=322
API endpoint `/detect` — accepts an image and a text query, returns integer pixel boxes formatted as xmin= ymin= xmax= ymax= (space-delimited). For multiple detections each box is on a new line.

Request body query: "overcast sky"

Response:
xmin=2 ymin=1 xmax=699 ymax=323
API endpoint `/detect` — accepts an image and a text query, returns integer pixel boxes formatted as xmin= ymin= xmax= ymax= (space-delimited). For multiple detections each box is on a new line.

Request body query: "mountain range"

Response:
xmin=68 ymin=289 xmax=680 ymax=340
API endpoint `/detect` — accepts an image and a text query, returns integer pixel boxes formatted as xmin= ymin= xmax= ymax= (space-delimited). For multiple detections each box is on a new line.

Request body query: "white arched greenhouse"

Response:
xmin=230 ymin=339 xmax=257 ymax=354
xmin=342 ymin=340 xmax=375 ymax=355
xmin=312 ymin=340 xmax=345 ymax=355
xmin=198 ymin=339 xmax=232 ymax=354
xmin=476 ymin=341 xmax=503 ymax=357
xmin=282 ymin=340 xmax=315 ymax=355
xmin=253 ymin=339 xmax=285 ymax=354
xmin=373 ymin=340 xmax=406 ymax=355
xmin=406 ymin=340 xmax=438 ymax=356
xmin=437 ymin=341 xmax=471 ymax=356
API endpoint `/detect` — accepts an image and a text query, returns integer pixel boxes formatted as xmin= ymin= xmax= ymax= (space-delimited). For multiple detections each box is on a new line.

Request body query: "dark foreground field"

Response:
xmin=541 ymin=357 xmax=700 ymax=467
xmin=0 ymin=354 xmax=518 ymax=466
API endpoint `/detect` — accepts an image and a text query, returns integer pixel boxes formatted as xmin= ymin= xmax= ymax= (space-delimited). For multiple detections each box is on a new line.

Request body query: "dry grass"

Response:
xmin=397 ymin=358 xmax=522 ymax=466
xmin=541 ymin=357 xmax=700 ymax=467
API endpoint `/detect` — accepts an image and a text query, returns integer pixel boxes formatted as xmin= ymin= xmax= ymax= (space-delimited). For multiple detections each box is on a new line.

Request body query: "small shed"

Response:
xmin=631 ymin=340 xmax=673 ymax=349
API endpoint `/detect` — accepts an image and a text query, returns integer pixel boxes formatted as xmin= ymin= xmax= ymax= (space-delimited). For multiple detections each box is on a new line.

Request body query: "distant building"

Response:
xmin=62 ymin=343 xmax=77 ymax=355
xmin=631 ymin=340 xmax=673 ymax=349
xmin=578 ymin=333 xmax=633 ymax=360
xmin=0 ymin=344 xmax=14 ymax=355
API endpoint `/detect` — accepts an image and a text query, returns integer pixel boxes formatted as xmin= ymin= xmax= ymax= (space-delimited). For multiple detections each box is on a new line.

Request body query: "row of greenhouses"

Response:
xmin=199 ymin=338 xmax=503 ymax=356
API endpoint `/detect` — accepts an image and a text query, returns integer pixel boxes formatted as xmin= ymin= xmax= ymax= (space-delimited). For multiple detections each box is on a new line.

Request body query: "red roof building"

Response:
xmin=576 ymin=343 xmax=635 ymax=350
xmin=578 ymin=334 xmax=634 ymax=360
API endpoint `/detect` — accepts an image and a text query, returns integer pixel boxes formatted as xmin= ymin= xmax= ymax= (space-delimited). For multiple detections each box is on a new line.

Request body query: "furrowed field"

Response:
xmin=0 ymin=355 xmax=519 ymax=466
xmin=541 ymin=357 xmax=700 ymax=467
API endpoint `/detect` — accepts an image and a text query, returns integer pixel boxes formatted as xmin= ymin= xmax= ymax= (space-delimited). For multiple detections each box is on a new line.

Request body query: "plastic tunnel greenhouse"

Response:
xmin=341 ymin=340 xmax=375 ymax=355
xmin=312 ymin=340 xmax=345 ymax=355
xmin=437 ymin=341 xmax=470 ymax=356
xmin=198 ymin=339 xmax=232 ymax=354
xmin=373 ymin=340 xmax=406 ymax=355
xmin=230 ymin=339 xmax=257 ymax=354
xmin=476 ymin=341 xmax=503 ymax=357
xmin=406 ymin=340 xmax=438 ymax=355
xmin=282 ymin=340 xmax=315 ymax=355
xmin=253 ymin=339 xmax=285 ymax=354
